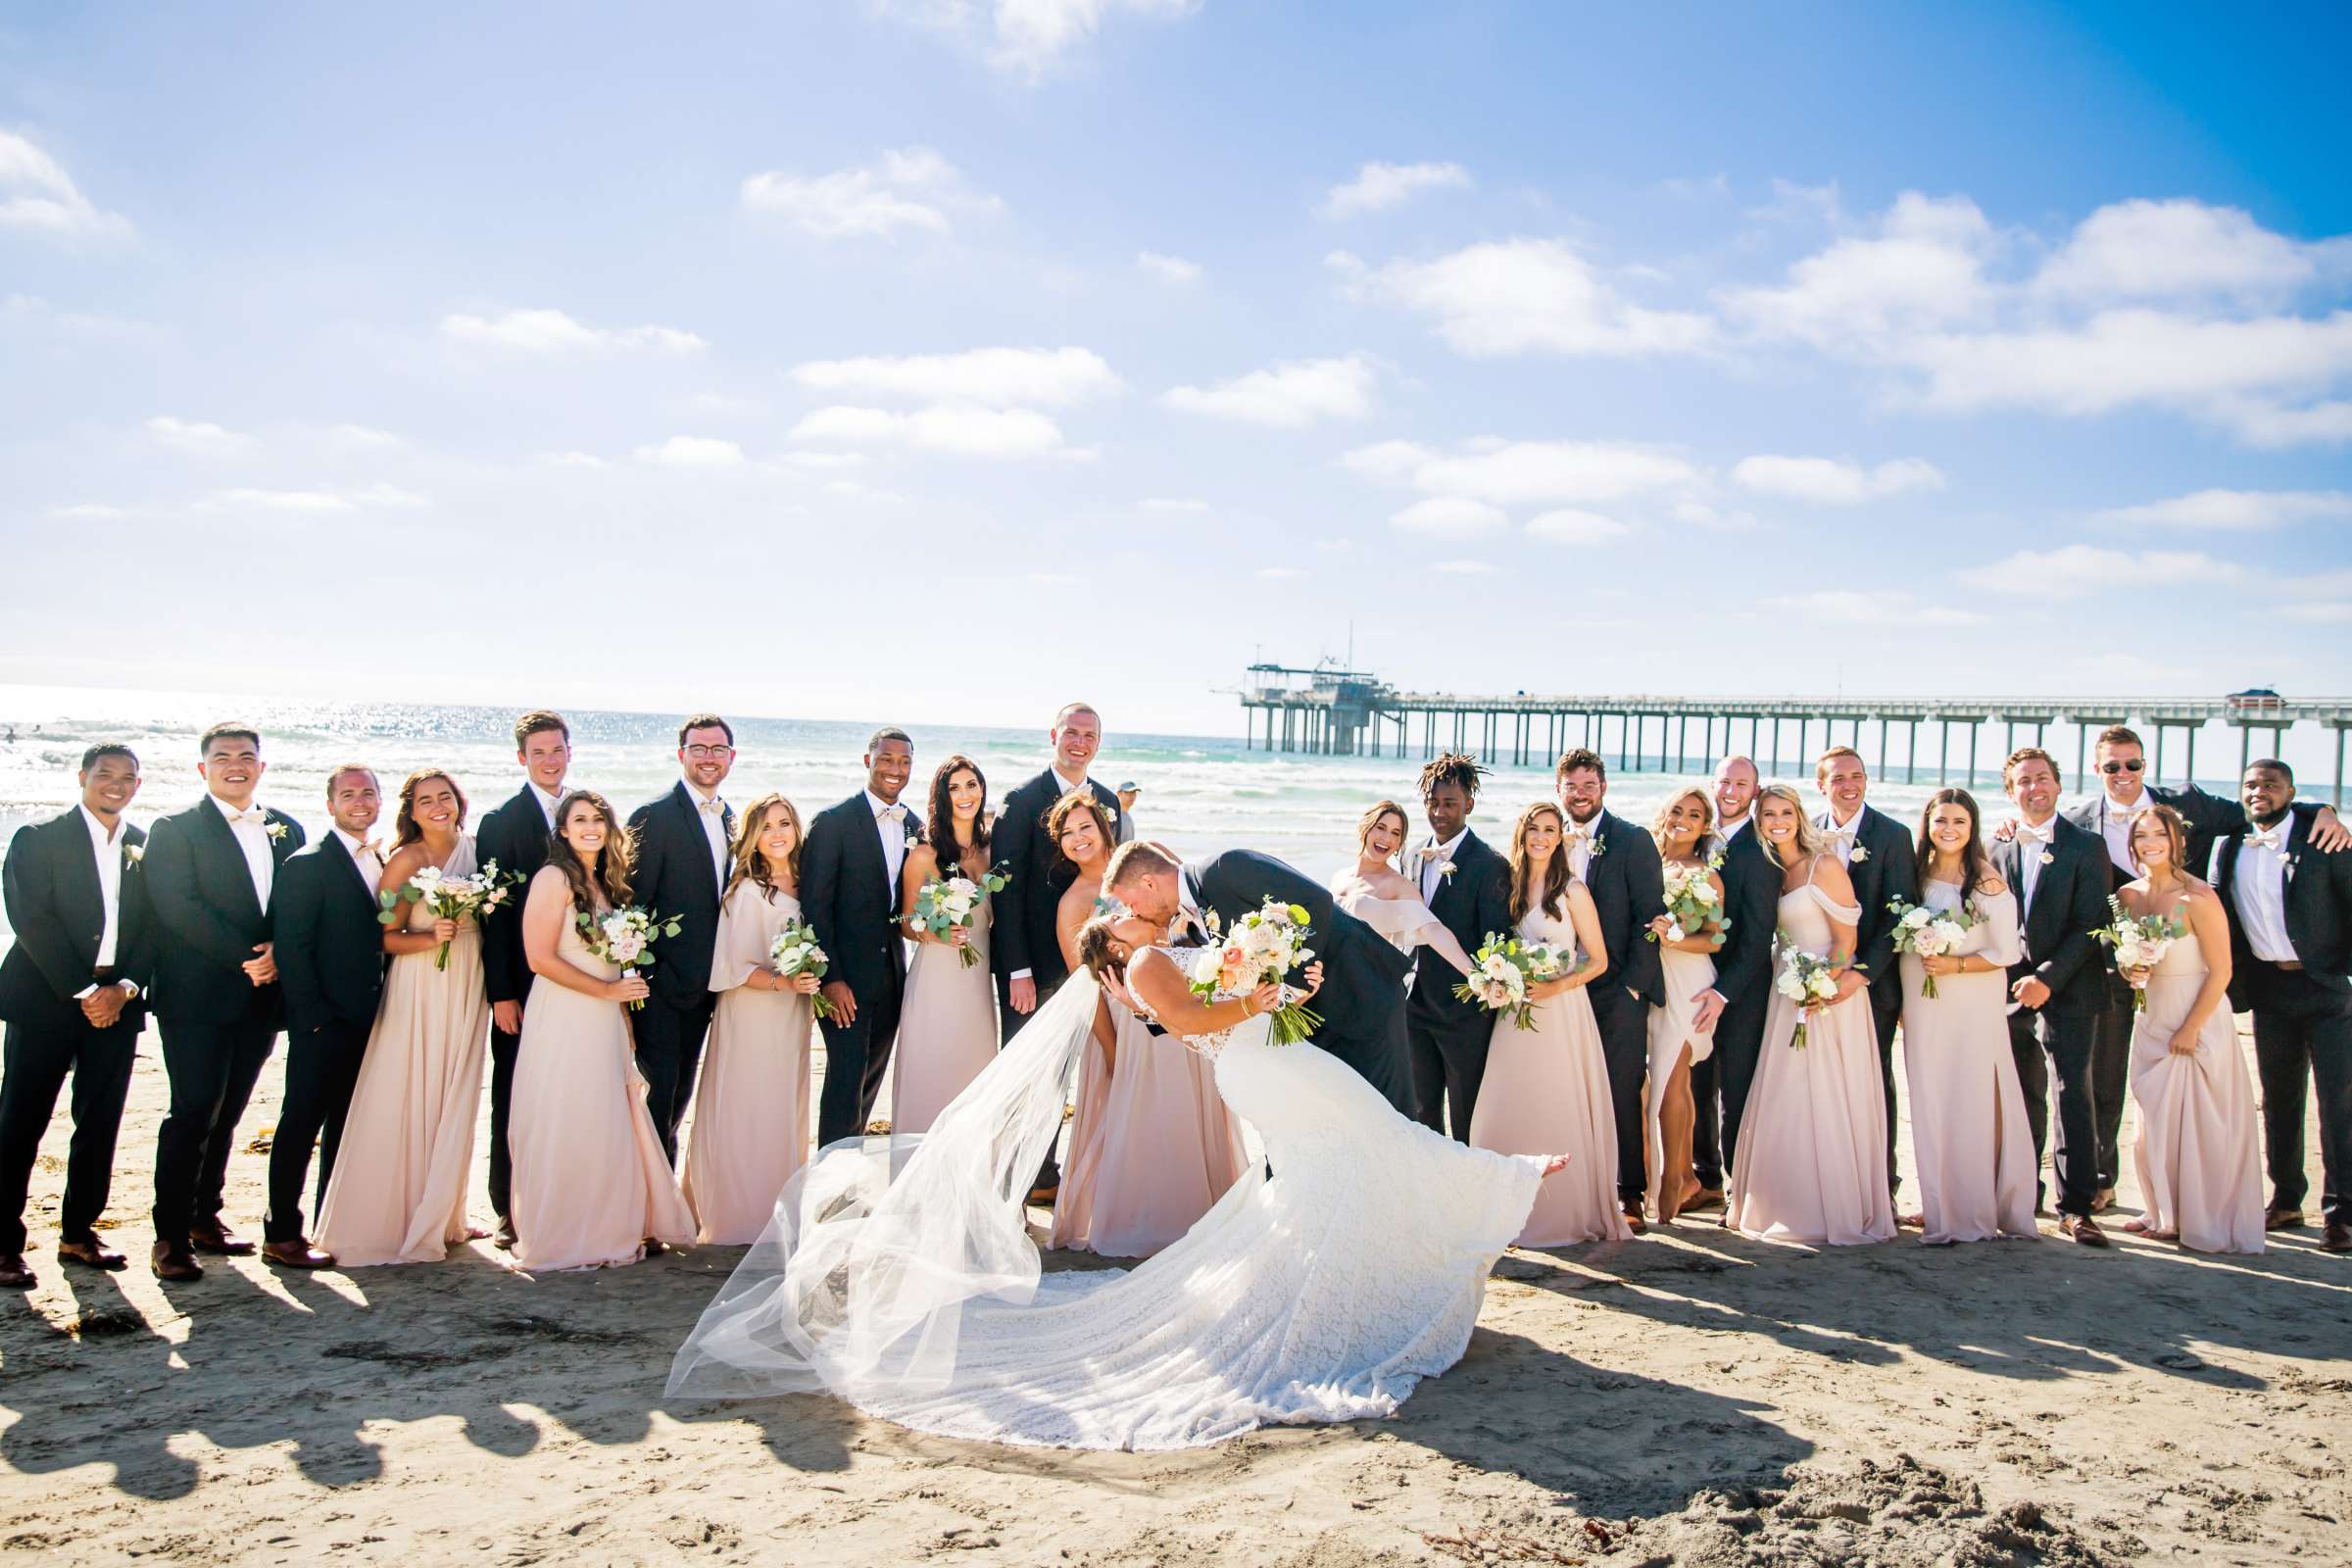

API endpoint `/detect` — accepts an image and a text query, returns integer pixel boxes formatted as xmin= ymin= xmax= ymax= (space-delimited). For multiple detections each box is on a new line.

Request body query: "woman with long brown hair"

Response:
xmin=318 ymin=768 xmax=494 ymax=1267
xmin=1643 ymin=786 xmax=1722 ymax=1225
xmin=1326 ymin=800 xmax=1476 ymax=977
xmin=1465 ymin=802 xmax=1629 ymax=1246
xmin=891 ymin=756 xmax=1002 ymax=1134
xmin=508 ymin=790 xmax=694 ymax=1271
xmin=683 ymin=795 xmax=824 ymax=1245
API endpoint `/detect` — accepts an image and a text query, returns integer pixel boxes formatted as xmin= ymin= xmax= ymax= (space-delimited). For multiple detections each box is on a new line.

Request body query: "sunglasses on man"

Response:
xmin=2098 ymin=759 xmax=2145 ymax=774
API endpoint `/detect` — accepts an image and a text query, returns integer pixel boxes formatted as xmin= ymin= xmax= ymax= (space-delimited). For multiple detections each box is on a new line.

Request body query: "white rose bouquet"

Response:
xmin=1773 ymin=934 xmax=1843 ymax=1050
xmin=1649 ymin=856 xmax=1728 ymax=946
xmin=769 ymin=917 xmax=834 ymax=1020
xmin=576 ymin=905 xmax=683 ymax=1010
xmin=1186 ymin=897 xmax=1322 ymax=1045
xmin=1450 ymin=933 xmax=1566 ymax=1031
xmin=378 ymin=859 xmax=525 ymax=970
xmin=1886 ymin=895 xmax=1982 ymax=999
xmin=911 ymin=863 xmax=1011 ymax=968
xmin=2091 ymin=895 xmax=2188 ymax=1012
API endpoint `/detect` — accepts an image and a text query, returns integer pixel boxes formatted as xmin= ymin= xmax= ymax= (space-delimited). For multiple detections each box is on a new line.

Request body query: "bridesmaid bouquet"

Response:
xmin=769 ymin=918 xmax=835 ymax=1020
xmin=1885 ymin=896 xmax=1981 ymax=999
xmin=1451 ymin=933 xmax=1564 ymax=1031
xmin=378 ymin=860 xmax=525 ymax=970
xmin=2092 ymin=896 xmax=2187 ymax=1011
xmin=577 ymin=906 xmax=684 ymax=1010
xmin=1773 ymin=937 xmax=1842 ymax=1050
xmin=1649 ymin=857 xmax=1728 ymax=946
xmin=911 ymin=864 xmax=1011 ymax=968
xmin=1188 ymin=897 xmax=1322 ymax=1045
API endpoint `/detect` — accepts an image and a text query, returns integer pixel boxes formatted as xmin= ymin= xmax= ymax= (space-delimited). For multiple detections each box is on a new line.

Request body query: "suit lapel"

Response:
xmin=57 ymin=811 xmax=106 ymax=939
xmin=193 ymin=799 xmax=266 ymax=925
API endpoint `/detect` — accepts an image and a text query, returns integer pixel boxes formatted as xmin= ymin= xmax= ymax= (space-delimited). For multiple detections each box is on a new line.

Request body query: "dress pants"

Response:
xmin=2006 ymin=1004 xmax=2100 ymax=1218
xmin=486 ymin=1017 xmax=521 ymax=1222
xmin=0 ymin=1014 xmax=139 ymax=1251
xmin=1709 ymin=988 xmax=1771 ymax=1178
xmin=1588 ymin=984 xmax=1652 ymax=1203
xmin=2090 ymin=991 xmax=2134 ymax=1192
xmin=815 ymin=968 xmax=905 ymax=1150
xmin=2244 ymin=961 xmax=2352 ymax=1226
xmin=265 ymin=1016 xmax=370 ymax=1243
xmin=997 ymin=970 xmax=1061 ymax=1188
xmin=1869 ymin=979 xmax=1902 ymax=1196
xmin=1690 ymin=1052 xmax=1723 ymax=1188
xmin=1407 ymin=1016 xmax=1489 ymax=1143
xmin=153 ymin=1014 xmax=278 ymax=1242
xmin=632 ymin=989 xmax=719 ymax=1166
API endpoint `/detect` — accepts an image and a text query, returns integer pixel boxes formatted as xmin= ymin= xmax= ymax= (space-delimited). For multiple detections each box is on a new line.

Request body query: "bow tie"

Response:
xmin=878 ymin=803 xmax=906 ymax=822
xmin=2015 ymin=821 xmax=2055 ymax=845
xmin=2246 ymin=826 xmax=2287 ymax=853
xmin=1417 ymin=844 xmax=1448 ymax=860
xmin=698 ymin=797 xmax=726 ymax=815
xmin=1823 ymin=828 xmax=1855 ymax=849
xmin=225 ymin=808 xmax=266 ymax=826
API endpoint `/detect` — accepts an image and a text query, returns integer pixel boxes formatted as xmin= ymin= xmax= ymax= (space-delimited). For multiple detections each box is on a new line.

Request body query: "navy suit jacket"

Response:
xmin=142 ymin=798 xmax=304 ymax=1025
xmin=0 ymin=809 xmax=154 ymax=1032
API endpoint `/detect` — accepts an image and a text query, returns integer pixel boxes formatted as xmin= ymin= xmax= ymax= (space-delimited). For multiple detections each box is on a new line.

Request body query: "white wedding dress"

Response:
xmin=670 ymin=953 xmax=1546 ymax=1451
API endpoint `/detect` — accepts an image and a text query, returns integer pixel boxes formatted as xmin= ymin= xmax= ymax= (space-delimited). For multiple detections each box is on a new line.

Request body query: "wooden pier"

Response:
xmin=1238 ymin=663 xmax=2352 ymax=803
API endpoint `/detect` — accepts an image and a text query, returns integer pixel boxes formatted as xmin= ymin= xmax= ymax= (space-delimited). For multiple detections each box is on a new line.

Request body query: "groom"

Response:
xmin=1102 ymin=841 xmax=1414 ymax=1112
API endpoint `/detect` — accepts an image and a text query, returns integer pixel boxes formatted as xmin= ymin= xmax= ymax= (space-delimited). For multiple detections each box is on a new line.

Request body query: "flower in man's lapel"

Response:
xmin=1848 ymin=845 xmax=1869 ymax=863
xmin=1436 ymin=860 xmax=1457 ymax=879
xmin=266 ymin=820 xmax=288 ymax=842
xmin=2039 ymin=852 xmax=2055 ymax=866
xmin=124 ymin=843 xmax=144 ymax=863
xmin=1204 ymin=908 xmax=1223 ymax=937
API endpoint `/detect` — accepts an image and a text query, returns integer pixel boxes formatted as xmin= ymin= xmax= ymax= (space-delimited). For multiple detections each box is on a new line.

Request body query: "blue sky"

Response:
xmin=5 ymin=2 xmax=2350 ymax=737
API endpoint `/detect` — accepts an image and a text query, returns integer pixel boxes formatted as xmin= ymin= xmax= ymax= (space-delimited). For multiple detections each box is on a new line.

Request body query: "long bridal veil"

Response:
xmin=668 ymin=972 xmax=1103 ymax=1400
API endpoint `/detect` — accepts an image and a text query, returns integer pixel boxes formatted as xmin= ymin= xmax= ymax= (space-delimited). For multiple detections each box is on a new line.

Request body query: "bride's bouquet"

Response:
xmin=576 ymin=906 xmax=684 ymax=1010
xmin=1886 ymin=896 xmax=1982 ymax=999
xmin=769 ymin=917 xmax=834 ymax=1019
xmin=2092 ymin=895 xmax=2187 ymax=1011
xmin=1452 ymin=933 xmax=1567 ymax=1031
xmin=1649 ymin=856 xmax=1728 ymax=946
xmin=1773 ymin=934 xmax=1842 ymax=1050
xmin=377 ymin=859 xmax=524 ymax=970
xmin=1187 ymin=897 xmax=1321 ymax=1045
xmin=911 ymin=864 xmax=1010 ymax=968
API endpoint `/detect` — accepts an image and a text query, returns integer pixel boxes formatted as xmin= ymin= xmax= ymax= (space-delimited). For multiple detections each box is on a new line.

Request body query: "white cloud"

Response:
xmin=1347 ymin=436 xmax=1704 ymax=506
xmin=1346 ymin=238 xmax=1711 ymax=358
xmin=633 ymin=435 xmax=747 ymax=468
xmin=2279 ymin=602 xmax=2352 ymax=623
xmin=146 ymin=416 xmax=252 ymax=456
xmin=1958 ymin=544 xmax=2243 ymax=600
xmin=1721 ymin=191 xmax=1996 ymax=346
xmin=199 ymin=484 xmax=431 ymax=514
xmin=2092 ymin=488 xmax=2352 ymax=531
xmin=1732 ymin=454 xmax=1945 ymax=505
xmin=1317 ymin=161 xmax=1472 ymax=220
xmin=776 ymin=450 xmax=869 ymax=472
xmin=0 ymin=130 xmax=129 ymax=236
xmin=2033 ymin=198 xmax=2349 ymax=304
xmin=1161 ymin=355 xmax=1375 ymax=427
xmin=540 ymin=451 xmax=610 ymax=469
xmin=1432 ymin=560 xmax=1495 ymax=575
xmin=347 ymin=482 xmax=430 ymax=508
xmin=878 ymin=0 xmax=1199 ymax=81
xmin=327 ymin=423 xmax=402 ymax=449
xmin=1389 ymin=497 xmax=1508 ymax=538
xmin=739 ymin=146 xmax=1001 ymax=239
xmin=1140 ymin=497 xmax=1208 ymax=513
xmin=788 ymin=404 xmax=1067 ymax=459
xmin=1525 ymin=508 xmax=1633 ymax=544
xmin=1764 ymin=590 xmax=1983 ymax=627
xmin=1137 ymin=250 xmax=1202 ymax=285
xmin=1671 ymin=500 xmax=1760 ymax=532
xmin=788 ymin=346 xmax=1118 ymax=408
xmin=440 ymin=308 xmax=706 ymax=355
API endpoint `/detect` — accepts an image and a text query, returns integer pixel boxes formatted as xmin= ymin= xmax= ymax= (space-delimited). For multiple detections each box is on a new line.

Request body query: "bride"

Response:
xmin=669 ymin=850 xmax=1568 ymax=1453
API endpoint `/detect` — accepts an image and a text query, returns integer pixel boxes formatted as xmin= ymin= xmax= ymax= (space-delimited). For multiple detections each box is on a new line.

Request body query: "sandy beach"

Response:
xmin=1 ymin=1019 xmax=2345 ymax=1567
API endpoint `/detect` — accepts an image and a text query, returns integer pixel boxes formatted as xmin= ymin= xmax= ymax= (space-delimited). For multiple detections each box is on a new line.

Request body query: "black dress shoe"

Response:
xmin=2324 ymin=1219 xmax=2351 ymax=1254
xmin=1621 ymin=1203 xmax=1648 ymax=1237
xmin=494 ymin=1219 xmax=518 ymax=1251
xmin=151 ymin=1241 xmax=204 ymax=1281
xmin=0 ymin=1252 xmax=33 ymax=1289
xmin=2265 ymin=1204 xmax=2306 ymax=1232
xmin=57 ymin=1238 xmax=127 ymax=1271
xmin=188 ymin=1221 xmax=255 ymax=1257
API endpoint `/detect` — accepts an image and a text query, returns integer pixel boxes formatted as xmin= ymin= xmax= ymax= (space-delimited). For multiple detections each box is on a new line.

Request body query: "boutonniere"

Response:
xmin=1588 ymin=836 xmax=1606 ymax=862
xmin=266 ymin=820 xmax=289 ymax=842
xmin=901 ymin=818 xmax=920 ymax=846
xmin=2285 ymin=854 xmax=2299 ymax=883
xmin=1204 ymin=908 xmax=1223 ymax=937
xmin=1436 ymin=860 xmax=1457 ymax=879
xmin=124 ymin=844 xmax=144 ymax=863
xmin=2039 ymin=851 xmax=2055 ymax=866
xmin=1848 ymin=845 xmax=1870 ymax=863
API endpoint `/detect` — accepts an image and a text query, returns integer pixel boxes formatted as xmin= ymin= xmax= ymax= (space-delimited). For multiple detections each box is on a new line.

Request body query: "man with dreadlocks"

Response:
xmin=1402 ymin=754 xmax=1513 ymax=1139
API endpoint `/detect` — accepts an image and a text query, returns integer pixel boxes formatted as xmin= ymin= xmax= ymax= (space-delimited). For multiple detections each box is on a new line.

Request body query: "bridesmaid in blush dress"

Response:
xmin=1896 ymin=789 xmax=2036 ymax=1246
xmin=1328 ymin=800 xmax=1478 ymax=978
xmin=1726 ymin=785 xmax=1896 ymax=1247
xmin=683 ymin=795 xmax=822 ymax=1246
xmin=508 ymin=791 xmax=695 ymax=1271
xmin=1465 ymin=803 xmax=1630 ymax=1247
xmin=318 ymin=769 xmax=494 ymax=1266
xmin=1643 ymin=788 xmax=1722 ymax=1226
xmin=891 ymin=756 xmax=1001 ymax=1135
xmin=2115 ymin=805 xmax=2265 ymax=1254
xmin=1052 ymin=791 xmax=1247 ymax=1256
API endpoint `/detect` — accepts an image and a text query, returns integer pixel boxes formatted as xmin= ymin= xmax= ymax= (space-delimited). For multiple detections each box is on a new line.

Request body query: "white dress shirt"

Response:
xmin=212 ymin=793 xmax=275 ymax=907
xmin=2233 ymin=821 xmax=2297 ymax=963
xmin=1564 ymin=812 xmax=1600 ymax=881
xmin=334 ymin=826 xmax=382 ymax=897
xmin=1818 ymin=807 xmax=1865 ymax=867
xmin=1712 ymin=812 xmax=1750 ymax=856
xmin=79 ymin=805 xmax=127 ymax=972
xmin=2096 ymin=786 xmax=2148 ymax=876
xmin=686 ymin=779 xmax=730 ymax=883
xmin=2012 ymin=814 xmax=2058 ymax=915
xmin=867 ymin=789 xmax=911 ymax=892
xmin=531 ymin=781 xmax=564 ymax=832
xmin=1418 ymin=829 xmax=1467 ymax=902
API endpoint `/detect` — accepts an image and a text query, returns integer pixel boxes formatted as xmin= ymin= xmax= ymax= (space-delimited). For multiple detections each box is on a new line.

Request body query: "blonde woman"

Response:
xmin=1725 ymin=785 xmax=1894 ymax=1247
xmin=683 ymin=795 xmax=823 ymax=1246
xmin=1643 ymin=787 xmax=1722 ymax=1224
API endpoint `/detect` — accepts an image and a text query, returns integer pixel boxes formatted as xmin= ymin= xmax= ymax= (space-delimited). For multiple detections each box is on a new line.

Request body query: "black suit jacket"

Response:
xmin=1709 ymin=823 xmax=1780 ymax=1010
xmin=272 ymin=836 xmax=390 ymax=1035
xmin=1404 ymin=829 xmax=1510 ymax=1035
xmin=991 ymin=768 xmax=1124 ymax=993
xmin=1579 ymin=808 xmax=1665 ymax=1006
xmin=801 ymin=793 xmax=918 ymax=1004
xmin=1989 ymin=813 xmax=2112 ymax=1015
xmin=1187 ymin=849 xmax=1411 ymax=1043
xmin=0 ymin=809 xmax=153 ymax=1032
xmin=2215 ymin=804 xmax=2345 ymax=1007
xmin=476 ymin=785 xmax=556 ymax=1009
xmin=2065 ymin=783 xmax=2250 ymax=889
xmin=626 ymin=783 xmax=735 ymax=1006
xmin=142 ymin=798 xmax=304 ymax=1025
xmin=1823 ymin=805 xmax=1916 ymax=1005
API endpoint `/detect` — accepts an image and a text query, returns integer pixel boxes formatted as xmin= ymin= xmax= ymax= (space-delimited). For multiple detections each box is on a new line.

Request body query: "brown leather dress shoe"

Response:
xmin=2265 ymin=1204 xmax=2306 ymax=1232
xmin=261 ymin=1239 xmax=335 ymax=1269
xmin=2325 ymin=1219 xmax=2351 ymax=1254
xmin=188 ymin=1221 xmax=255 ymax=1257
xmin=57 ymin=1238 xmax=127 ymax=1271
xmin=1621 ymin=1202 xmax=1648 ymax=1236
xmin=0 ymin=1251 xmax=33 ymax=1289
xmin=1026 ymin=1184 xmax=1059 ymax=1206
xmin=151 ymin=1241 xmax=204 ymax=1281
xmin=494 ymin=1218 xmax=518 ymax=1251
xmin=1684 ymin=1186 xmax=1725 ymax=1211
xmin=2058 ymin=1213 xmax=2108 ymax=1248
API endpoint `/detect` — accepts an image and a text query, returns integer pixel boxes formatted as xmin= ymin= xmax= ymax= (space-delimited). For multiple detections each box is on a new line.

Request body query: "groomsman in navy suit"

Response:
xmin=474 ymin=710 xmax=572 ymax=1246
xmin=265 ymin=763 xmax=387 ymax=1269
xmin=804 ymin=728 xmax=919 ymax=1148
xmin=1555 ymin=749 xmax=1666 ymax=1231
xmin=140 ymin=723 xmax=305 ymax=1280
xmin=0 ymin=745 xmax=153 ymax=1288
xmin=1812 ymin=747 xmax=1917 ymax=1206
xmin=1402 ymin=754 xmax=1509 ymax=1142
xmin=1693 ymin=756 xmax=1771 ymax=1203
xmin=2214 ymin=760 xmax=2350 ymax=1252
xmin=627 ymin=714 xmax=737 ymax=1165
